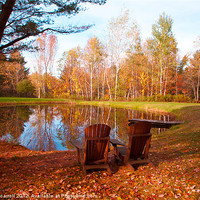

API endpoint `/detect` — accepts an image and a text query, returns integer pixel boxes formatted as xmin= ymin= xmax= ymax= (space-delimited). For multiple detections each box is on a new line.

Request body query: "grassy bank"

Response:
xmin=0 ymin=98 xmax=200 ymax=199
xmin=0 ymin=97 xmax=74 ymax=106
xmin=0 ymin=97 xmax=198 ymax=113
xmin=76 ymin=100 xmax=198 ymax=116
xmin=1 ymin=97 xmax=199 ymax=122
xmin=74 ymin=100 xmax=200 ymax=123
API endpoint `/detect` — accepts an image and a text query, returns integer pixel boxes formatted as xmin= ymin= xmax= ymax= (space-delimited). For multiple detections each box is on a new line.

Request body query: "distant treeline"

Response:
xmin=0 ymin=11 xmax=200 ymax=102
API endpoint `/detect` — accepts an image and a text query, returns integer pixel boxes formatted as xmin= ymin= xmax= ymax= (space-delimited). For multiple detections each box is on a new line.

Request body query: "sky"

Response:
xmin=25 ymin=0 xmax=200 ymax=75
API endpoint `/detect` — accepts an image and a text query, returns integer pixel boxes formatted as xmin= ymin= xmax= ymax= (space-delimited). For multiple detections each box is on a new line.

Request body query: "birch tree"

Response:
xmin=107 ymin=10 xmax=139 ymax=101
xmin=84 ymin=36 xmax=104 ymax=101
xmin=149 ymin=13 xmax=178 ymax=96
xmin=35 ymin=32 xmax=57 ymax=98
xmin=188 ymin=50 xmax=200 ymax=101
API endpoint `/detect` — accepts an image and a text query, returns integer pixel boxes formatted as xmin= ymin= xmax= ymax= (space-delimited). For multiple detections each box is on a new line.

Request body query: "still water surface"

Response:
xmin=0 ymin=104 xmax=175 ymax=151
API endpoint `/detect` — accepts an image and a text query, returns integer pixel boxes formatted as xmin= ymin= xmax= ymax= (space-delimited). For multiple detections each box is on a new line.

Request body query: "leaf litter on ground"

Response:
xmin=0 ymin=130 xmax=200 ymax=200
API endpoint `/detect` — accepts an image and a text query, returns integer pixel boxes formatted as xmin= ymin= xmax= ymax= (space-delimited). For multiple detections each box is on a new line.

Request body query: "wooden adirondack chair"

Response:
xmin=110 ymin=121 xmax=152 ymax=170
xmin=71 ymin=124 xmax=111 ymax=174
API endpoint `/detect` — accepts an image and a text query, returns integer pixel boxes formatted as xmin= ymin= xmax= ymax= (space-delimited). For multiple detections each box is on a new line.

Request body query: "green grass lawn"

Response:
xmin=76 ymin=100 xmax=198 ymax=113
xmin=0 ymin=97 xmax=72 ymax=105
xmin=0 ymin=97 xmax=198 ymax=112
xmin=0 ymin=97 xmax=69 ymax=102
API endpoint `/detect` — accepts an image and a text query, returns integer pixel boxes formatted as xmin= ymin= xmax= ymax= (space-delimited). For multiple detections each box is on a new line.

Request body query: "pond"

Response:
xmin=0 ymin=104 xmax=176 ymax=151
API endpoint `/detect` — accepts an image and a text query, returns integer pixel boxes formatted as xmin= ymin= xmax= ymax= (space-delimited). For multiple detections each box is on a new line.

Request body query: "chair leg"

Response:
xmin=77 ymin=149 xmax=81 ymax=163
xmin=126 ymin=162 xmax=135 ymax=171
xmin=107 ymin=166 xmax=112 ymax=175
xmin=148 ymin=161 xmax=154 ymax=167
xmin=82 ymin=165 xmax=87 ymax=175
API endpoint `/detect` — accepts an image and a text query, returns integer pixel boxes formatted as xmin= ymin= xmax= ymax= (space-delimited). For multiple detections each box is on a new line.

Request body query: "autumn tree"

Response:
xmin=175 ymin=55 xmax=188 ymax=95
xmin=9 ymin=51 xmax=28 ymax=89
xmin=107 ymin=10 xmax=139 ymax=101
xmin=34 ymin=32 xmax=57 ymax=98
xmin=148 ymin=13 xmax=178 ymax=96
xmin=0 ymin=0 xmax=106 ymax=53
xmin=0 ymin=52 xmax=7 ymax=94
xmin=59 ymin=47 xmax=83 ymax=98
xmin=124 ymin=27 xmax=149 ymax=99
xmin=186 ymin=50 xmax=200 ymax=101
xmin=84 ymin=36 xmax=105 ymax=101
xmin=0 ymin=50 xmax=28 ymax=96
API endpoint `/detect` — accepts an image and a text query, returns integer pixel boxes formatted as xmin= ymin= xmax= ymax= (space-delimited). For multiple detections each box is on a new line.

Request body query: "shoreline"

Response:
xmin=0 ymin=97 xmax=199 ymax=113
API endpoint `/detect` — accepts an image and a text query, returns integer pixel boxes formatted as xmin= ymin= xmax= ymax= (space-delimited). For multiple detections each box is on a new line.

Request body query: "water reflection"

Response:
xmin=0 ymin=104 xmax=175 ymax=151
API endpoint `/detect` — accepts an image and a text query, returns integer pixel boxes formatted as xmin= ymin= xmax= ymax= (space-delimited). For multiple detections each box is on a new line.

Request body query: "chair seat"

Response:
xmin=116 ymin=146 xmax=145 ymax=161
xmin=117 ymin=146 xmax=127 ymax=157
xmin=85 ymin=163 xmax=110 ymax=171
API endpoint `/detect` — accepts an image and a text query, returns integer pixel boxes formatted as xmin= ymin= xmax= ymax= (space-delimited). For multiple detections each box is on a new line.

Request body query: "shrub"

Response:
xmin=173 ymin=94 xmax=190 ymax=102
xmin=16 ymin=79 xmax=35 ymax=97
xmin=133 ymin=94 xmax=191 ymax=103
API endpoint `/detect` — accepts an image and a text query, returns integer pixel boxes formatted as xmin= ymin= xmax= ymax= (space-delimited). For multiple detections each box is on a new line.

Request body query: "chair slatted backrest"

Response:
xmin=128 ymin=121 xmax=152 ymax=160
xmin=84 ymin=124 xmax=111 ymax=164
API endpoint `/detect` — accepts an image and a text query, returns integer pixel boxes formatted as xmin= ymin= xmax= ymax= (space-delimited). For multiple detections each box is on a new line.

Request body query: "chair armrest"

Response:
xmin=86 ymin=136 xmax=110 ymax=141
xmin=132 ymin=133 xmax=152 ymax=137
xmin=110 ymin=139 xmax=125 ymax=146
xmin=70 ymin=140 xmax=84 ymax=150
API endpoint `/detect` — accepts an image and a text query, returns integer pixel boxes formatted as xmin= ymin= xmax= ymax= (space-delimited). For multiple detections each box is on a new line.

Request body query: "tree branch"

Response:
xmin=0 ymin=0 xmax=105 ymax=52
xmin=0 ymin=25 xmax=93 ymax=51
xmin=0 ymin=0 xmax=17 ymax=43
